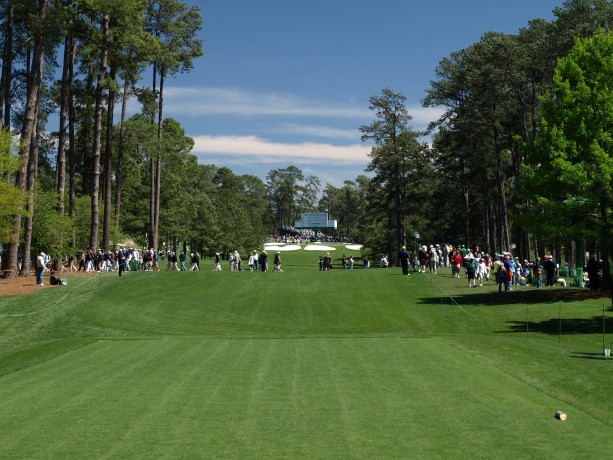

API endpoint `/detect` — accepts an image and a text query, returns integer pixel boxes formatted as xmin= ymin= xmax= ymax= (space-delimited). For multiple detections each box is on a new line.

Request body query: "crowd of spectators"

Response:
xmin=274 ymin=226 xmax=353 ymax=244
xmin=409 ymin=243 xmax=594 ymax=290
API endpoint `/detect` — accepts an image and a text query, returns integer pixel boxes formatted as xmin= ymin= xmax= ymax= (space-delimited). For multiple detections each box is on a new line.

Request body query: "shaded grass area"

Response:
xmin=0 ymin=248 xmax=612 ymax=458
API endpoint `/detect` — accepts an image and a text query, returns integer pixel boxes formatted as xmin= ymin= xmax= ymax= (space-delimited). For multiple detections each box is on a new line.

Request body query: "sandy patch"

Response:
xmin=263 ymin=245 xmax=302 ymax=252
xmin=345 ymin=244 xmax=363 ymax=250
xmin=303 ymin=245 xmax=336 ymax=251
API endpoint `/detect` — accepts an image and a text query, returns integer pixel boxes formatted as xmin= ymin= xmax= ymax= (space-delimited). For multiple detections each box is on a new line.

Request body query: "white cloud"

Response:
xmin=192 ymin=135 xmax=371 ymax=164
xmin=409 ymin=106 xmax=446 ymax=128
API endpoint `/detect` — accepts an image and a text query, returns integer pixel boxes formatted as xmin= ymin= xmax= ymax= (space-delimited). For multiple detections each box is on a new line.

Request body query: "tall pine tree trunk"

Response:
xmin=149 ymin=64 xmax=157 ymax=249
xmin=89 ymin=14 xmax=109 ymax=251
xmin=56 ymin=32 xmax=72 ymax=216
xmin=114 ymin=79 xmax=129 ymax=228
xmin=3 ymin=0 xmax=46 ymax=278
xmin=153 ymin=68 xmax=166 ymax=251
xmin=81 ymin=60 xmax=95 ymax=196
xmin=20 ymin=103 xmax=41 ymax=277
xmin=102 ymin=67 xmax=116 ymax=251
xmin=493 ymin=119 xmax=510 ymax=251
xmin=68 ymin=33 xmax=77 ymax=220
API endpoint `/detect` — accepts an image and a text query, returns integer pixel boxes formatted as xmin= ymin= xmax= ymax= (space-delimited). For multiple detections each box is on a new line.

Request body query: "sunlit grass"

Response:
xmin=0 ymin=245 xmax=611 ymax=458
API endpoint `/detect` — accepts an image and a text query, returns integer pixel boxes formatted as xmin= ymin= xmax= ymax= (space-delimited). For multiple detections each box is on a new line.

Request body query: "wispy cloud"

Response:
xmin=277 ymin=123 xmax=360 ymax=140
xmin=163 ymin=87 xmax=372 ymax=119
xmin=192 ymin=135 xmax=371 ymax=164
xmin=163 ymin=86 xmax=444 ymax=126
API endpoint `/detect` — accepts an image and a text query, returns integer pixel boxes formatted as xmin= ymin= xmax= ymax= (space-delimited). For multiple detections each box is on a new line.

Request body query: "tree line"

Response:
xmin=2 ymin=0 xmax=613 ymax=282
xmin=321 ymin=1 xmax=613 ymax=275
xmin=347 ymin=0 xmax=613 ymax=275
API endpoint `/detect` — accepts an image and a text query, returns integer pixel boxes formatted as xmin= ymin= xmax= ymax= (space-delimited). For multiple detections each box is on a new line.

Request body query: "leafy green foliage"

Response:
xmin=524 ymin=31 xmax=613 ymax=237
xmin=266 ymin=166 xmax=320 ymax=229
xmin=0 ymin=128 xmax=26 ymax=242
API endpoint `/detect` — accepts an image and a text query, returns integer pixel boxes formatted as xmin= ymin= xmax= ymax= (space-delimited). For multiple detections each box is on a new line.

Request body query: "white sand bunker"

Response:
xmin=304 ymin=245 xmax=336 ymax=251
xmin=345 ymin=244 xmax=363 ymax=250
xmin=264 ymin=245 xmax=302 ymax=252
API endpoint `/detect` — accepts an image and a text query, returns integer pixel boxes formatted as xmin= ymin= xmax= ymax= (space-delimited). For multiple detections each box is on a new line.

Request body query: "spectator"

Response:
xmin=36 ymin=252 xmax=47 ymax=286
xmin=50 ymin=269 xmax=66 ymax=285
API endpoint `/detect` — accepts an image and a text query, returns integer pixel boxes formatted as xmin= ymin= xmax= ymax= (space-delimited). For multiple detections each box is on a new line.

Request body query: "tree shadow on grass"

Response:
xmin=419 ymin=287 xmax=612 ymax=307
xmin=419 ymin=287 xmax=613 ymax=338
xmin=570 ymin=351 xmax=611 ymax=360
xmin=504 ymin=317 xmax=613 ymax=336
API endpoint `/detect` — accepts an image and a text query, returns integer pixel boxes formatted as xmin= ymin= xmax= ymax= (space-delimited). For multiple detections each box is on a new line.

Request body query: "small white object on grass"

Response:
xmin=555 ymin=411 xmax=567 ymax=421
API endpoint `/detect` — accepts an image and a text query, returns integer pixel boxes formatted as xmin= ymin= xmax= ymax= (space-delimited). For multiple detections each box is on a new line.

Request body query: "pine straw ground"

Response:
xmin=0 ymin=271 xmax=97 ymax=296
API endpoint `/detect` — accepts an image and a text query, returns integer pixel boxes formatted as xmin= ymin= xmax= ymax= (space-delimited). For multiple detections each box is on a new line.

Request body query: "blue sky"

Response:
xmin=159 ymin=0 xmax=561 ymax=187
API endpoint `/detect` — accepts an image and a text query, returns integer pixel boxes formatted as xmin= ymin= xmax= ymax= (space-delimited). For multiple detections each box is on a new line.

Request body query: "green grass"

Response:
xmin=0 ymin=245 xmax=612 ymax=458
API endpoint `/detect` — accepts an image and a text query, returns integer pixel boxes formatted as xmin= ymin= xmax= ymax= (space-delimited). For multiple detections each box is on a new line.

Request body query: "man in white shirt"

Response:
xmin=36 ymin=252 xmax=47 ymax=286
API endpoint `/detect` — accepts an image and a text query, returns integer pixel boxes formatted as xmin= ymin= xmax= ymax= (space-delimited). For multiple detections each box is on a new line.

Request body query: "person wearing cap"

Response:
xmin=451 ymin=248 xmax=463 ymax=278
xmin=252 ymin=251 xmax=259 ymax=271
xmin=273 ymin=251 xmax=283 ymax=272
xmin=508 ymin=256 xmax=517 ymax=287
xmin=441 ymin=244 xmax=450 ymax=268
xmin=35 ymin=252 xmax=47 ymax=286
xmin=503 ymin=253 xmax=513 ymax=291
xmin=399 ymin=246 xmax=410 ymax=275
xmin=464 ymin=257 xmax=477 ymax=288
xmin=429 ymin=246 xmax=439 ymax=274
xmin=214 ymin=252 xmax=222 ymax=271
xmin=179 ymin=251 xmax=187 ymax=271
xmin=533 ymin=257 xmax=543 ymax=288
xmin=379 ymin=254 xmax=389 ymax=268
xmin=324 ymin=252 xmax=333 ymax=270
xmin=248 ymin=251 xmax=256 ymax=272
xmin=50 ymin=269 xmax=66 ymax=285
xmin=229 ymin=251 xmax=236 ymax=272
xmin=543 ymin=255 xmax=556 ymax=286
xmin=190 ymin=252 xmax=200 ymax=272
xmin=417 ymin=245 xmax=427 ymax=273
xmin=493 ymin=256 xmax=505 ymax=292
xmin=118 ymin=249 xmax=126 ymax=276
xmin=235 ymin=251 xmax=243 ymax=272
